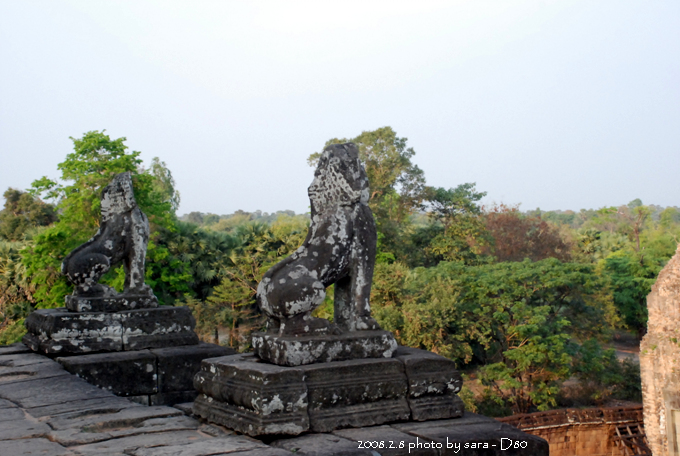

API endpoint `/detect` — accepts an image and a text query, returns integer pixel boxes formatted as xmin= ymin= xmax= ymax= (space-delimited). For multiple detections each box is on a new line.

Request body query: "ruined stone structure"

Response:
xmin=499 ymin=405 xmax=650 ymax=456
xmin=22 ymin=172 xmax=233 ymax=405
xmin=641 ymin=243 xmax=680 ymax=456
xmin=190 ymin=144 xmax=547 ymax=454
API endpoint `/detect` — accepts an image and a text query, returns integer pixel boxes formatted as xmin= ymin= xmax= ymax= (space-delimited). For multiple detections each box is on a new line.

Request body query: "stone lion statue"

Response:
xmin=62 ymin=172 xmax=154 ymax=299
xmin=257 ymin=143 xmax=381 ymax=335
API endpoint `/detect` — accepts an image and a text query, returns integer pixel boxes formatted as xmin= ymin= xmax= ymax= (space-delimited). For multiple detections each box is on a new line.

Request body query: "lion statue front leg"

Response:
xmin=333 ymin=204 xmax=380 ymax=332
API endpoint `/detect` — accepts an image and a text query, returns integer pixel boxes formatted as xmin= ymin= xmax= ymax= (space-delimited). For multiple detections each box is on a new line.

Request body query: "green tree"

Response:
xmin=371 ymin=258 xmax=609 ymax=414
xmin=23 ymin=130 xmax=179 ymax=308
xmin=421 ymin=183 xmax=490 ymax=265
xmin=0 ymin=239 xmax=36 ymax=343
xmin=184 ymin=216 xmax=309 ymax=349
xmin=0 ymin=189 xmax=57 ymax=241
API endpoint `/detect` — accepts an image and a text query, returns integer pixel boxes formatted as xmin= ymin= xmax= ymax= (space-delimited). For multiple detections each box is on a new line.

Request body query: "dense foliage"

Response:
xmin=1 ymin=127 xmax=677 ymax=415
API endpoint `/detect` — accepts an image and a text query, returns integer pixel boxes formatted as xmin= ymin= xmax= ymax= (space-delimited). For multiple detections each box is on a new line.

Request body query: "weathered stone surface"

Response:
xmin=0 ymin=397 xmax=16 ymax=408
xmin=58 ymin=350 xmax=157 ymax=396
xmin=334 ymin=425 xmax=435 ymax=456
xmin=0 ymin=355 xmax=70 ymax=385
xmin=0 ymin=406 xmax=25 ymax=421
xmin=60 ymin=172 xmax=157 ymax=309
xmin=0 ymin=418 xmax=51 ymax=440
xmin=304 ymin=357 xmax=411 ymax=432
xmin=47 ymin=405 xmax=182 ymax=430
xmin=393 ymin=413 xmax=549 ymax=456
xmin=0 ymin=374 xmax=112 ymax=409
xmin=0 ymin=352 xmax=61 ymax=367
xmin=49 ymin=415 xmax=199 ymax=446
xmin=24 ymin=309 xmax=123 ymax=353
xmin=394 ymin=346 xmax=465 ymax=421
xmin=252 ymin=329 xmax=397 ymax=366
xmin=24 ymin=306 xmax=198 ymax=355
xmin=225 ymin=449 xmax=294 ymax=456
xmin=151 ymin=342 xmax=235 ymax=393
xmin=193 ymin=353 xmax=309 ymax=436
xmin=26 ymin=395 xmax=138 ymax=418
xmin=0 ymin=342 xmax=31 ymax=355
xmin=71 ymin=430 xmax=211 ymax=455
xmin=65 ymin=294 xmax=158 ymax=313
xmin=255 ymin=144 xmax=385 ymax=366
xmin=271 ymin=433 xmax=373 ymax=456
xmin=0 ymin=438 xmax=75 ymax=456
xmin=119 ymin=307 xmax=199 ymax=350
xmin=127 ymin=436 xmax=269 ymax=456
xmin=641 ymin=243 xmax=680 ymax=456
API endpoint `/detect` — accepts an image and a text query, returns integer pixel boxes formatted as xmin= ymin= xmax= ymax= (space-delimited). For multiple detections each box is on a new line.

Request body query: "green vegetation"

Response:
xmin=1 ymin=127 xmax=677 ymax=416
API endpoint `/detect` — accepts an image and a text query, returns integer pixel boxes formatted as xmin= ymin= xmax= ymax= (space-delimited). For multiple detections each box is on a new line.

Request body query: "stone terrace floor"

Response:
xmin=0 ymin=343 xmax=531 ymax=456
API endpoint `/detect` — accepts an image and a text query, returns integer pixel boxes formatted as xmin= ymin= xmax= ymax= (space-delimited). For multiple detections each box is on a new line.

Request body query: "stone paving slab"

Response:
xmin=0 ymin=438 xmax=76 ymax=456
xmin=0 ymin=418 xmax=51 ymax=440
xmin=334 ymin=424 xmax=436 ymax=456
xmin=0 ymin=352 xmax=58 ymax=367
xmin=394 ymin=413 xmax=549 ymax=456
xmin=0 ymin=360 xmax=71 ymax=385
xmin=70 ymin=430 xmax=211 ymax=455
xmin=126 ymin=435 xmax=269 ymax=456
xmin=27 ymin=395 xmax=139 ymax=419
xmin=47 ymin=405 xmax=183 ymax=430
xmin=271 ymin=433 xmax=374 ymax=455
xmin=0 ymin=374 xmax=113 ymax=408
xmin=0 ymin=397 xmax=17 ymax=408
xmin=0 ymin=342 xmax=32 ymax=355
xmin=0 ymin=406 xmax=26 ymax=422
xmin=46 ymin=407 xmax=191 ymax=446
xmin=227 ymin=449 xmax=292 ymax=456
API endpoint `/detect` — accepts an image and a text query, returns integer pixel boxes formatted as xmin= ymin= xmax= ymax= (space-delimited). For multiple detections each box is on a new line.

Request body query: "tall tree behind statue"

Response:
xmin=24 ymin=131 xmax=182 ymax=308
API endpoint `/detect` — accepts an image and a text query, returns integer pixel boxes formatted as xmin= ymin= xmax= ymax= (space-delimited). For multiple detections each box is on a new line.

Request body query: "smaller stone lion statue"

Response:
xmin=62 ymin=172 xmax=154 ymax=300
xmin=257 ymin=143 xmax=381 ymax=335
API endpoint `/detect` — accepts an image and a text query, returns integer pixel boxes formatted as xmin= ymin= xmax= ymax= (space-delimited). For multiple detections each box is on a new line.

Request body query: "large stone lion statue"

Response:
xmin=257 ymin=143 xmax=381 ymax=335
xmin=61 ymin=172 xmax=153 ymax=299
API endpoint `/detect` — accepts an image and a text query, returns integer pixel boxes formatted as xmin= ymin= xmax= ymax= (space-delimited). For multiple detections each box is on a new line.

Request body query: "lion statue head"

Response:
xmin=100 ymin=172 xmax=137 ymax=222
xmin=308 ymin=143 xmax=370 ymax=214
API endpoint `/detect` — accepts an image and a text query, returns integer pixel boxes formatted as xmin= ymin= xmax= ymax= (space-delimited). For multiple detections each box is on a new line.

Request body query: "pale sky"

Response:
xmin=1 ymin=1 xmax=678 ymax=215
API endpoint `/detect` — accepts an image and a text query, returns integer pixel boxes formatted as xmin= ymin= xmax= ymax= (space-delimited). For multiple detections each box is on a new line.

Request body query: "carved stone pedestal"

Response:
xmin=192 ymin=346 xmax=464 ymax=436
xmin=23 ymin=306 xmax=199 ymax=355
xmin=251 ymin=329 xmax=398 ymax=366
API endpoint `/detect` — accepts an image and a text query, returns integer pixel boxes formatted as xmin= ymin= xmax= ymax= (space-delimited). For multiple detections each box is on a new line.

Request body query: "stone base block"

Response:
xmin=23 ymin=306 xmax=199 ymax=355
xmin=251 ymin=330 xmax=397 ymax=366
xmin=58 ymin=350 xmax=158 ymax=396
xmin=394 ymin=346 xmax=464 ymax=421
xmin=65 ymin=293 xmax=158 ymax=312
xmin=56 ymin=343 xmax=234 ymax=405
xmin=193 ymin=353 xmax=310 ymax=436
xmin=193 ymin=348 xmax=463 ymax=436
xmin=303 ymin=357 xmax=410 ymax=432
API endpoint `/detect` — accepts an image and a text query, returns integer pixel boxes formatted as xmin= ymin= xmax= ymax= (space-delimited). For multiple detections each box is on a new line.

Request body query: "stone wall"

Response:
xmin=640 ymin=243 xmax=680 ymax=456
xmin=498 ymin=405 xmax=647 ymax=456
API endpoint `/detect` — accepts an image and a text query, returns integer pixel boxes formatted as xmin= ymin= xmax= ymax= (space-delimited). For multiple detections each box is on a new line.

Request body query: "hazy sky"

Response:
xmin=1 ymin=1 xmax=678 ymax=215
